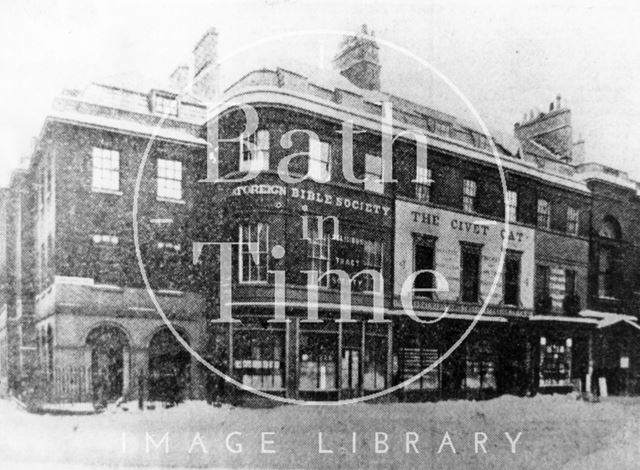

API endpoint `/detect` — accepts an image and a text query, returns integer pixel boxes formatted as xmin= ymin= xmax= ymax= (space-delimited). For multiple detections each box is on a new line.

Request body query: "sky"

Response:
xmin=0 ymin=0 xmax=639 ymax=185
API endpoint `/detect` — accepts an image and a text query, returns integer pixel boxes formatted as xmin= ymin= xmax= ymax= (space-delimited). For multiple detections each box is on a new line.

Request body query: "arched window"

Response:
xmin=599 ymin=216 xmax=621 ymax=240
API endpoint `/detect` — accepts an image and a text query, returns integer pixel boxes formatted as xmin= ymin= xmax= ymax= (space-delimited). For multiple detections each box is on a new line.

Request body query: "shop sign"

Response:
xmin=230 ymin=184 xmax=392 ymax=216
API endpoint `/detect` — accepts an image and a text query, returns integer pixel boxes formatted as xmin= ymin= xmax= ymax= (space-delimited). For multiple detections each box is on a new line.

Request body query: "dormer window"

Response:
xmin=152 ymin=92 xmax=178 ymax=117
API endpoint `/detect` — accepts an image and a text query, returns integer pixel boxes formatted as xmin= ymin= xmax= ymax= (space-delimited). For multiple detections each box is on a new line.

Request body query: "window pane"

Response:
xmin=92 ymin=148 xmax=120 ymax=192
xmin=364 ymin=154 xmax=383 ymax=194
xmin=239 ymin=224 xmax=270 ymax=282
xmin=537 ymin=199 xmax=550 ymax=228
xmin=240 ymin=130 xmax=269 ymax=172
xmin=308 ymin=138 xmax=331 ymax=182
xmin=567 ymin=207 xmax=579 ymax=235
xmin=157 ymin=158 xmax=183 ymax=200
xmin=506 ymin=190 xmax=518 ymax=222
xmin=463 ymin=179 xmax=477 ymax=213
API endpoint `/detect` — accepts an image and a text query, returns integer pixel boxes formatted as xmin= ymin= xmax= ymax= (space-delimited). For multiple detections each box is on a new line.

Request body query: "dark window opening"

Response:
xmin=414 ymin=236 xmax=435 ymax=298
xmin=504 ymin=251 xmax=521 ymax=306
xmin=460 ymin=243 xmax=481 ymax=302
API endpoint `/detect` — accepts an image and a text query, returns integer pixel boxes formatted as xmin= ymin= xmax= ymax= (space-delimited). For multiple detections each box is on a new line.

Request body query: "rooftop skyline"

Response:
xmin=1 ymin=0 xmax=639 ymax=186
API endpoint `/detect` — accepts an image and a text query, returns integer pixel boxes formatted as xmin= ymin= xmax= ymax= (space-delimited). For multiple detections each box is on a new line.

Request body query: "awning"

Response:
xmin=579 ymin=309 xmax=640 ymax=331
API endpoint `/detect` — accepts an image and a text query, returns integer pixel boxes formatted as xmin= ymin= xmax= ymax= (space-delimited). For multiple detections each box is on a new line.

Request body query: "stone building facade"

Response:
xmin=2 ymin=25 xmax=640 ymax=404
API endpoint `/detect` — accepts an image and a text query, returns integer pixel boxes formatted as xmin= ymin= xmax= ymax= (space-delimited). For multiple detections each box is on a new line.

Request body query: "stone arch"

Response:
xmin=84 ymin=321 xmax=133 ymax=347
xmin=86 ymin=323 xmax=131 ymax=406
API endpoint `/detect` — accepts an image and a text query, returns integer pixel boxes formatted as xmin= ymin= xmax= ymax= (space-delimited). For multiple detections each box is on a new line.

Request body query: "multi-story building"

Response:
xmin=2 ymin=24 xmax=640 ymax=404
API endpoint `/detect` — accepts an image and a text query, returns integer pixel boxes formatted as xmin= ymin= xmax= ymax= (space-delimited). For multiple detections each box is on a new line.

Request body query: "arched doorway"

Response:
xmin=86 ymin=325 xmax=129 ymax=405
xmin=148 ymin=327 xmax=191 ymax=403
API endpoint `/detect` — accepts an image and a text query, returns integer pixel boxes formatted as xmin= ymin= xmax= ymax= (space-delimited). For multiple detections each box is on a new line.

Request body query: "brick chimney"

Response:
xmin=514 ymin=94 xmax=573 ymax=162
xmin=192 ymin=28 xmax=219 ymax=101
xmin=333 ymin=24 xmax=381 ymax=91
xmin=169 ymin=63 xmax=190 ymax=92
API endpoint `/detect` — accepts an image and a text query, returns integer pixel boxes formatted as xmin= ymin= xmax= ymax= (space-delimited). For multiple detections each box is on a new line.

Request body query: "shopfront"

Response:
xmin=199 ymin=176 xmax=395 ymax=402
xmin=392 ymin=201 xmax=535 ymax=399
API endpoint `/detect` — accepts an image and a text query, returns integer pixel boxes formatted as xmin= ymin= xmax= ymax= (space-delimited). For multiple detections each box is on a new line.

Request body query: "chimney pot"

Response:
xmin=556 ymin=94 xmax=562 ymax=109
xmin=549 ymin=102 xmax=554 ymax=112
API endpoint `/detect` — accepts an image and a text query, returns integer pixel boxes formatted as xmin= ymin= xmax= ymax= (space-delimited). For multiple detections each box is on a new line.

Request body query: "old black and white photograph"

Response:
xmin=1 ymin=0 xmax=640 ymax=468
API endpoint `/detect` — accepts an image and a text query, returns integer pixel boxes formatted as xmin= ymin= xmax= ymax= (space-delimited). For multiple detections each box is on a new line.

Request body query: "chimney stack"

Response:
xmin=192 ymin=28 xmax=219 ymax=102
xmin=169 ymin=63 xmax=190 ymax=92
xmin=333 ymin=24 xmax=381 ymax=91
xmin=514 ymin=94 xmax=574 ymax=162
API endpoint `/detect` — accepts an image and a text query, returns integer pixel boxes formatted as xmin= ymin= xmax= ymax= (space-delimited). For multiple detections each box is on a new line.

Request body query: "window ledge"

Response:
xmin=597 ymin=296 xmax=619 ymax=301
xmin=92 ymin=188 xmax=123 ymax=196
xmin=157 ymin=197 xmax=185 ymax=204
xmin=91 ymin=284 xmax=124 ymax=293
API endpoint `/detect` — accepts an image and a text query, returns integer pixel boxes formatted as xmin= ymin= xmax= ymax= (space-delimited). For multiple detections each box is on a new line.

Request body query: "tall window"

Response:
xmin=567 ymin=207 xmax=579 ymax=235
xmin=537 ymin=199 xmax=550 ymax=229
xmin=414 ymin=236 xmax=435 ymax=298
xmin=362 ymin=239 xmax=383 ymax=292
xmin=91 ymin=147 xmax=120 ymax=192
xmin=308 ymin=223 xmax=331 ymax=286
xmin=415 ymin=166 xmax=432 ymax=202
xmin=308 ymin=139 xmax=331 ymax=182
xmin=535 ymin=265 xmax=550 ymax=312
xmin=565 ymin=269 xmax=576 ymax=297
xmin=157 ymin=158 xmax=183 ymax=200
xmin=460 ymin=243 xmax=481 ymax=302
xmin=239 ymin=223 xmax=269 ymax=283
xmin=506 ymin=190 xmax=518 ymax=223
xmin=504 ymin=250 xmax=521 ymax=306
xmin=463 ymin=179 xmax=477 ymax=213
xmin=364 ymin=154 xmax=383 ymax=194
xmin=240 ymin=130 xmax=270 ymax=172
xmin=598 ymin=246 xmax=615 ymax=298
